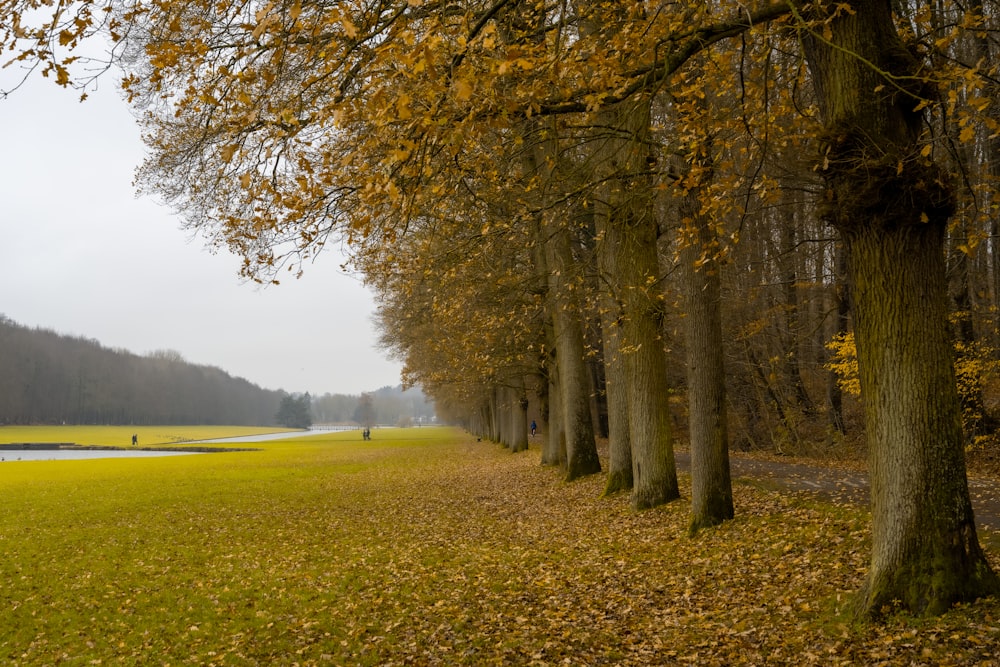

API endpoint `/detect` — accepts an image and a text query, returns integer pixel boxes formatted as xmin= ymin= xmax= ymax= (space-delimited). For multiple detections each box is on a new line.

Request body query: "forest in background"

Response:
xmin=0 ymin=315 xmax=432 ymax=427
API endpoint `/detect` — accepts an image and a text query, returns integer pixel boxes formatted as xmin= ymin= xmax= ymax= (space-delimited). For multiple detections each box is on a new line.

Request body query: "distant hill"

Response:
xmin=0 ymin=315 xmax=283 ymax=425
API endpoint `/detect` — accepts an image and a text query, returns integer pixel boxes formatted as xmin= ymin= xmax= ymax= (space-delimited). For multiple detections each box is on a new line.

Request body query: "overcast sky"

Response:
xmin=0 ymin=70 xmax=403 ymax=396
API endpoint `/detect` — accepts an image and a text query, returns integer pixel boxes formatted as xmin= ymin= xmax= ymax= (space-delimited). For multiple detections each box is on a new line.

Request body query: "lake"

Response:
xmin=0 ymin=428 xmax=354 ymax=462
xmin=1 ymin=449 xmax=201 ymax=462
xmin=191 ymin=428 xmax=347 ymax=444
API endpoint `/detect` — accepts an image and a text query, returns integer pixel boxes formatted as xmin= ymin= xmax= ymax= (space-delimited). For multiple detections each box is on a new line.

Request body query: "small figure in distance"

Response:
xmin=132 ymin=433 xmax=138 ymax=446
xmin=530 ymin=420 xmax=537 ymax=437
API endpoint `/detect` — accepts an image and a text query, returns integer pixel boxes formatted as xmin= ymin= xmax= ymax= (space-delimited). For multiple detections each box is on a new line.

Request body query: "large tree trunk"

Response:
xmin=543 ymin=218 xmax=601 ymax=480
xmin=848 ymin=222 xmax=996 ymax=615
xmin=680 ymin=200 xmax=733 ymax=534
xmin=534 ymin=220 xmax=566 ymax=467
xmin=593 ymin=137 xmax=633 ymax=496
xmin=595 ymin=96 xmax=678 ymax=509
xmin=598 ymin=284 xmax=633 ymax=495
xmin=803 ymin=0 xmax=998 ymax=617
xmin=616 ymin=218 xmax=679 ymax=509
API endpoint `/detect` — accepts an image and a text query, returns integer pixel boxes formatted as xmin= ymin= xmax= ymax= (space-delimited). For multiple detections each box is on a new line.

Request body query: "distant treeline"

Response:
xmin=312 ymin=385 xmax=436 ymax=427
xmin=0 ymin=315 xmax=285 ymax=425
xmin=0 ymin=315 xmax=434 ymax=427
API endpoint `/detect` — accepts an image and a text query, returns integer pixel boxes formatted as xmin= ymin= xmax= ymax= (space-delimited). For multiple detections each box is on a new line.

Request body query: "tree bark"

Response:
xmin=534 ymin=221 xmax=565 ymax=467
xmin=511 ymin=379 xmax=529 ymax=453
xmin=827 ymin=241 xmax=849 ymax=435
xmin=802 ymin=0 xmax=998 ymax=617
xmin=595 ymin=199 xmax=633 ymax=495
xmin=680 ymin=199 xmax=734 ymax=533
xmin=617 ymin=217 xmax=679 ymax=509
xmin=543 ymin=218 xmax=601 ymax=480
xmin=594 ymin=96 xmax=678 ymax=509
xmin=779 ymin=208 xmax=813 ymax=410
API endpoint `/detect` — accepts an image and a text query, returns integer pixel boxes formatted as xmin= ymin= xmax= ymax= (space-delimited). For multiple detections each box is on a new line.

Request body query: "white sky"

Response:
xmin=0 ymin=70 xmax=402 ymax=396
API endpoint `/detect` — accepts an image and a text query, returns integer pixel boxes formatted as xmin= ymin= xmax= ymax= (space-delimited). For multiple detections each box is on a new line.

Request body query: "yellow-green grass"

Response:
xmin=0 ymin=425 xmax=295 ymax=448
xmin=2 ymin=427 xmax=999 ymax=666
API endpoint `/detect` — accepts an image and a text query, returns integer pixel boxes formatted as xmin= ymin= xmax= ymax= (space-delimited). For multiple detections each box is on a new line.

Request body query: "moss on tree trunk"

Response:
xmin=848 ymin=221 xmax=998 ymax=616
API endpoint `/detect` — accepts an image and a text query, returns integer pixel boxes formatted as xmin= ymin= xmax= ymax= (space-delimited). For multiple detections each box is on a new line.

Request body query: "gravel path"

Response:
xmin=675 ymin=451 xmax=1000 ymax=535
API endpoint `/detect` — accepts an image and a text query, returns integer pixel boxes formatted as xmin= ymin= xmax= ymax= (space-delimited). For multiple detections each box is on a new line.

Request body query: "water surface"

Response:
xmin=1 ymin=449 xmax=200 ymax=462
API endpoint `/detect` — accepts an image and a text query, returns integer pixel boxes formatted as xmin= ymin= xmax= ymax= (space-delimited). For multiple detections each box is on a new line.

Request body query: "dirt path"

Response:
xmin=674 ymin=451 xmax=1000 ymax=536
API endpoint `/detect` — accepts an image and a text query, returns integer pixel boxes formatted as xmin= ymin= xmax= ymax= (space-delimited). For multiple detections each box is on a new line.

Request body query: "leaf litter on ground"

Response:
xmin=1 ymin=427 xmax=998 ymax=665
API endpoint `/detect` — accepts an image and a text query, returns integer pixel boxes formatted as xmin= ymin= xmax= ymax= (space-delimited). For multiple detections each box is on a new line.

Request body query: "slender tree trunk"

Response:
xmin=488 ymin=387 xmax=499 ymax=442
xmin=521 ymin=113 xmax=601 ymax=480
xmin=571 ymin=0 xmax=632 ymax=497
xmin=803 ymin=0 xmax=998 ymax=617
xmin=779 ymin=209 xmax=813 ymax=410
xmin=511 ymin=378 xmax=529 ymax=453
xmin=827 ymin=241 xmax=849 ymax=435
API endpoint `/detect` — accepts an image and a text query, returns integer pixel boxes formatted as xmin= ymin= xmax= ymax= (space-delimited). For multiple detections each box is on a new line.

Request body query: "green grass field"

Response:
xmin=0 ymin=425 xmax=294 ymax=448
xmin=2 ymin=426 xmax=998 ymax=665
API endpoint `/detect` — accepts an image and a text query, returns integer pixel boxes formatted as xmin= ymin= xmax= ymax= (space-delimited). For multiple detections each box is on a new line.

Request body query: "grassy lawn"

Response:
xmin=0 ymin=425 xmax=295 ymax=448
xmin=1 ymin=426 xmax=998 ymax=665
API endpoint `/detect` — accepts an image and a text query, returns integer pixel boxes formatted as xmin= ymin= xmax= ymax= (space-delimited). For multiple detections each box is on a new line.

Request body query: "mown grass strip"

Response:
xmin=1 ymin=426 xmax=998 ymax=665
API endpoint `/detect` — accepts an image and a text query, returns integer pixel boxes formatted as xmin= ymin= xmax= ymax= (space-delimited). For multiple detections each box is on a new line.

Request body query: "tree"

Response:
xmin=798 ymin=0 xmax=998 ymax=616
xmin=354 ymin=392 xmax=375 ymax=430
xmin=276 ymin=392 xmax=312 ymax=429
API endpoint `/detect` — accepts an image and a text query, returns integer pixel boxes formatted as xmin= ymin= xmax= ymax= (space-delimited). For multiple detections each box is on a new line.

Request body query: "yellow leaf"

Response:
xmin=221 ymin=145 xmax=237 ymax=162
xmin=959 ymin=125 xmax=975 ymax=143
xmin=395 ymin=93 xmax=412 ymax=120
xmin=342 ymin=17 xmax=358 ymax=39
xmin=920 ymin=144 xmax=932 ymax=158
xmin=240 ymin=173 xmax=252 ymax=188
xmin=453 ymin=79 xmax=473 ymax=101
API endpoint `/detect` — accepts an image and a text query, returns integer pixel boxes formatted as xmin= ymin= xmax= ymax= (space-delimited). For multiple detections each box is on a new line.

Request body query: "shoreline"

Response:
xmin=0 ymin=443 xmax=258 ymax=453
